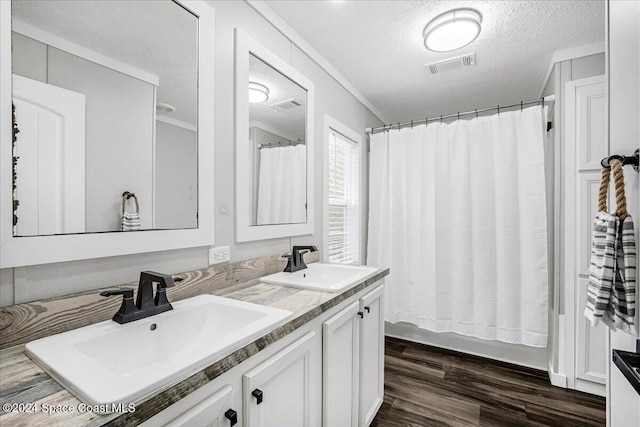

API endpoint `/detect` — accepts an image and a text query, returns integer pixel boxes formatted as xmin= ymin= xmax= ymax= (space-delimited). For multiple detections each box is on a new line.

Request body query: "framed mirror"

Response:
xmin=235 ymin=28 xmax=315 ymax=242
xmin=0 ymin=0 xmax=215 ymax=267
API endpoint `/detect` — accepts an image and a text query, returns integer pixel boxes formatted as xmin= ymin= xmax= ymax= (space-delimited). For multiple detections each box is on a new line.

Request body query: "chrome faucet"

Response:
xmin=101 ymin=271 xmax=180 ymax=324
xmin=283 ymin=246 xmax=318 ymax=273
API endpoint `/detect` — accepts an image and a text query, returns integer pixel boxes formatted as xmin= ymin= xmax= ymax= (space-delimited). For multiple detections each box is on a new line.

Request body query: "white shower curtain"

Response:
xmin=257 ymin=145 xmax=307 ymax=225
xmin=367 ymin=106 xmax=549 ymax=347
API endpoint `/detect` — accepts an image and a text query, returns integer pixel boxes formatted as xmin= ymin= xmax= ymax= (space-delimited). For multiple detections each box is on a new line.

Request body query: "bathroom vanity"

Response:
xmin=0 ymin=260 xmax=388 ymax=427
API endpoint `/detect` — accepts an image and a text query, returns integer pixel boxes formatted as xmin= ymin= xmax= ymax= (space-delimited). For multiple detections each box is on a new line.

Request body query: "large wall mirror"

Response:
xmin=0 ymin=0 xmax=215 ymax=267
xmin=235 ymin=29 xmax=314 ymax=242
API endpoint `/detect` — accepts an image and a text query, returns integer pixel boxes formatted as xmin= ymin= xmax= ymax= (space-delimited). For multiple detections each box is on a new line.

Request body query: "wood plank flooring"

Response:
xmin=372 ymin=337 xmax=606 ymax=427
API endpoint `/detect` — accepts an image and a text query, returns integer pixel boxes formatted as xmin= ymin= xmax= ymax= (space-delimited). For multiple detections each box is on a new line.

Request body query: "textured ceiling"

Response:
xmin=265 ymin=0 xmax=605 ymax=124
xmin=12 ymin=0 xmax=198 ymax=125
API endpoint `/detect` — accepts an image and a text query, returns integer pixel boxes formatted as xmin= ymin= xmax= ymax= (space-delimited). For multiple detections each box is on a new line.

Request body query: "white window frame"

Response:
xmin=323 ymin=114 xmax=363 ymax=264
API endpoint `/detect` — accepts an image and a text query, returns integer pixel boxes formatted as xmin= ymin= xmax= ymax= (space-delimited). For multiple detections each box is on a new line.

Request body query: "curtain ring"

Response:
xmin=497 ymin=105 xmax=500 ymax=115
xmin=475 ymin=109 xmax=478 ymax=119
xmin=457 ymin=112 xmax=460 ymax=121
xmin=411 ymin=120 xmax=413 ymax=129
xmin=520 ymin=101 xmax=523 ymax=112
xmin=440 ymin=115 xmax=443 ymax=124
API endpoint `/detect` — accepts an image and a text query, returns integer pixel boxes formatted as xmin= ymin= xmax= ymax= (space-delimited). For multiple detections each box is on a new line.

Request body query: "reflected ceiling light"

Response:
xmin=249 ymin=81 xmax=270 ymax=104
xmin=156 ymin=102 xmax=176 ymax=113
xmin=423 ymin=8 xmax=482 ymax=52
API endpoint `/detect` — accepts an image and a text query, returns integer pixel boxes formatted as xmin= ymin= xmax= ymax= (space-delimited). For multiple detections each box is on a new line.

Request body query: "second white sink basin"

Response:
xmin=259 ymin=263 xmax=377 ymax=292
xmin=25 ymin=294 xmax=291 ymax=411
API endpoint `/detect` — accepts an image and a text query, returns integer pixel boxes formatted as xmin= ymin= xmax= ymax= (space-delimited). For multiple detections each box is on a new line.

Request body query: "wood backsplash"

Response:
xmin=0 ymin=252 xmax=319 ymax=350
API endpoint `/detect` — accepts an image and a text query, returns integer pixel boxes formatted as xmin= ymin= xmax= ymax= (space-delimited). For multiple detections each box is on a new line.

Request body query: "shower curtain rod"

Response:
xmin=258 ymin=139 xmax=305 ymax=149
xmin=367 ymin=94 xmax=556 ymax=135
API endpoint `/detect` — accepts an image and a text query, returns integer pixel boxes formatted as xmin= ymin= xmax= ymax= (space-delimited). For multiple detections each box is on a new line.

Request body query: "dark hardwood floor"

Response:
xmin=372 ymin=337 xmax=606 ymax=427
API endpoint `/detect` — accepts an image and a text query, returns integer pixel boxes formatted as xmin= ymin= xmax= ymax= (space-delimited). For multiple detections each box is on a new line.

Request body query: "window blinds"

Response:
xmin=327 ymin=131 xmax=360 ymax=264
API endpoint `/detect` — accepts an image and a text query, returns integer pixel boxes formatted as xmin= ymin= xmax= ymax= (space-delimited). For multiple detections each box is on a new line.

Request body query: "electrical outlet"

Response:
xmin=208 ymin=246 xmax=230 ymax=265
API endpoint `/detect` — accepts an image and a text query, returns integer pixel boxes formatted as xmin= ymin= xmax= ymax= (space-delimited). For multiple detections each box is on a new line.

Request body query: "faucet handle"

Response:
xmin=100 ymin=289 xmax=135 ymax=324
xmin=100 ymin=289 xmax=134 ymax=298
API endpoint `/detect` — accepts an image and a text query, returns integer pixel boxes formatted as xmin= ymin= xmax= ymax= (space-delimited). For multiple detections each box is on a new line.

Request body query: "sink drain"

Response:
xmin=150 ymin=323 xmax=157 ymax=331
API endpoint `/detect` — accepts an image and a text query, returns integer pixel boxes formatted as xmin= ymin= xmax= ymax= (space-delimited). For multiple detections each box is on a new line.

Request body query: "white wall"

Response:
xmin=0 ymin=0 xmax=383 ymax=306
xmin=607 ymin=1 xmax=640 ymax=425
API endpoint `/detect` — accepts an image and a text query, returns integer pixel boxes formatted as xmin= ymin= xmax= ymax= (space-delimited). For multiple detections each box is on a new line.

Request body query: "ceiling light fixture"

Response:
xmin=249 ymin=82 xmax=270 ymax=104
xmin=156 ymin=102 xmax=176 ymax=113
xmin=423 ymin=8 xmax=482 ymax=52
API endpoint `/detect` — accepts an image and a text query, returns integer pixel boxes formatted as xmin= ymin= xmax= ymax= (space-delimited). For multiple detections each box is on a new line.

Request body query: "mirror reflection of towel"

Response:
xmin=122 ymin=212 xmax=141 ymax=231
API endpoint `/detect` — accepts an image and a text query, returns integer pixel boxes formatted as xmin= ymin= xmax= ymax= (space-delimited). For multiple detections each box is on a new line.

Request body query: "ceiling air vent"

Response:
xmin=269 ymin=99 xmax=301 ymax=111
xmin=425 ymin=53 xmax=476 ymax=74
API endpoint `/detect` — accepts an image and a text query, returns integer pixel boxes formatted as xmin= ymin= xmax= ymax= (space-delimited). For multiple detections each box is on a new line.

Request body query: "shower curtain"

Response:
xmin=367 ymin=106 xmax=549 ymax=347
xmin=257 ymin=145 xmax=306 ymax=225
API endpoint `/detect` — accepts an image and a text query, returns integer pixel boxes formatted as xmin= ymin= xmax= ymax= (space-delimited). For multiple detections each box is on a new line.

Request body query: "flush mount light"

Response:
xmin=156 ymin=102 xmax=176 ymax=113
xmin=423 ymin=8 xmax=482 ymax=52
xmin=249 ymin=81 xmax=270 ymax=104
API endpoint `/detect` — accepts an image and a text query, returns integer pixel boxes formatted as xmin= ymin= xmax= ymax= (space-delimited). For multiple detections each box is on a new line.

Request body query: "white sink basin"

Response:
xmin=25 ymin=294 xmax=291 ymax=411
xmin=259 ymin=263 xmax=378 ymax=292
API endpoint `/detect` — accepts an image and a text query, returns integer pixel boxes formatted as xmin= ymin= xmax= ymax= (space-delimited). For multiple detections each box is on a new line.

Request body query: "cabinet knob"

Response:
xmin=365 ymin=306 xmax=370 ymax=313
xmin=358 ymin=311 xmax=364 ymax=319
xmin=224 ymin=409 xmax=237 ymax=426
xmin=252 ymin=388 xmax=263 ymax=405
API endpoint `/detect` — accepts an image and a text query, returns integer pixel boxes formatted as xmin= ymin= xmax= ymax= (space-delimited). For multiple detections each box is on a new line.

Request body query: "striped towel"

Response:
xmin=121 ymin=212 xmax=141 ymax=231
xmin=585 ymin=213 xmax=637 ymax=334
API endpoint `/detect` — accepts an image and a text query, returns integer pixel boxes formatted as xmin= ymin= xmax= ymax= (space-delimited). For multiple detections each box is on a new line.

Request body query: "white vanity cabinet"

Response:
xmin=141 ymin=281 xmax=384 ymax=427
xmin=140 ymin=382 xmax=238 ymax=427
xmin=323 ymin=285 xmax=385 ymax=427
xmin=165 ymin=385 xmax=236 ymax=427
xmin=323 ymin=301 xmax=361 ymax=427
xmin=358 ymin=285 xmax=385 ymax=427
xmin=243 ymin=332 xmax=319 ymax=427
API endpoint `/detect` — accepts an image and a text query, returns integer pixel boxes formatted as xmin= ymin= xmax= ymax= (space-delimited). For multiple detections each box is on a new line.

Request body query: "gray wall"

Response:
xmin=0 ymin=0 xmax=383 ymax=306
xmin=154 ymin=121 xmax=198 ymax=230
xmin=11 ymin=32 xmax=155 ymax=233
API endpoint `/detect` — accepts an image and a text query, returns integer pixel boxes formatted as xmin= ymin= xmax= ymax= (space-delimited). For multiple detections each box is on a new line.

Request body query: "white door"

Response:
xmin=565 ymin=75 xmax=607 ymax=396
xmin=359 ymin=285 xmax=385 ymax=427
xmin=243 ymin=332 xmax=316 ymax=427
xmin=165 ymin=385 xmax=236 ymax=427
xmin=12 ymin=74 xmax=85 ymax=236
xmin=323 ymin=301 xmax=360 ymax=427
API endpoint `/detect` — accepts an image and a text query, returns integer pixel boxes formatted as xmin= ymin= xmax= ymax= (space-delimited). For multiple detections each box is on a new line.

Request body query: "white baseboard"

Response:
xmin=549 ymin=372 xmax=568 ymax=388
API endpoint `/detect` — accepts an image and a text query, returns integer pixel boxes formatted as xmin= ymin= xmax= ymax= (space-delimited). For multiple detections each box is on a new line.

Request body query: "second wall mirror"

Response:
xmin=235 ymin=28 xmax=314 ymax=242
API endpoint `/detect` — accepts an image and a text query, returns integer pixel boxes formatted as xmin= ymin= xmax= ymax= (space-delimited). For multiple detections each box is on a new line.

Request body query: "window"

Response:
xmin=326 ymin=127 xmax=360 ymax=264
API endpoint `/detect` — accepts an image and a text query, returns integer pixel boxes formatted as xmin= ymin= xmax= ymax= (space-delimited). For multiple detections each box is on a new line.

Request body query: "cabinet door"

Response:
xmin=323 ymin=301 xmax=360 ymax=427
xmin=243 ymin=332 xmax=316 ymax=427
xmin=165 ymin=385 xmax=236 ymax=427
xmin=359 ymin=285 xmax=385 ymax=427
